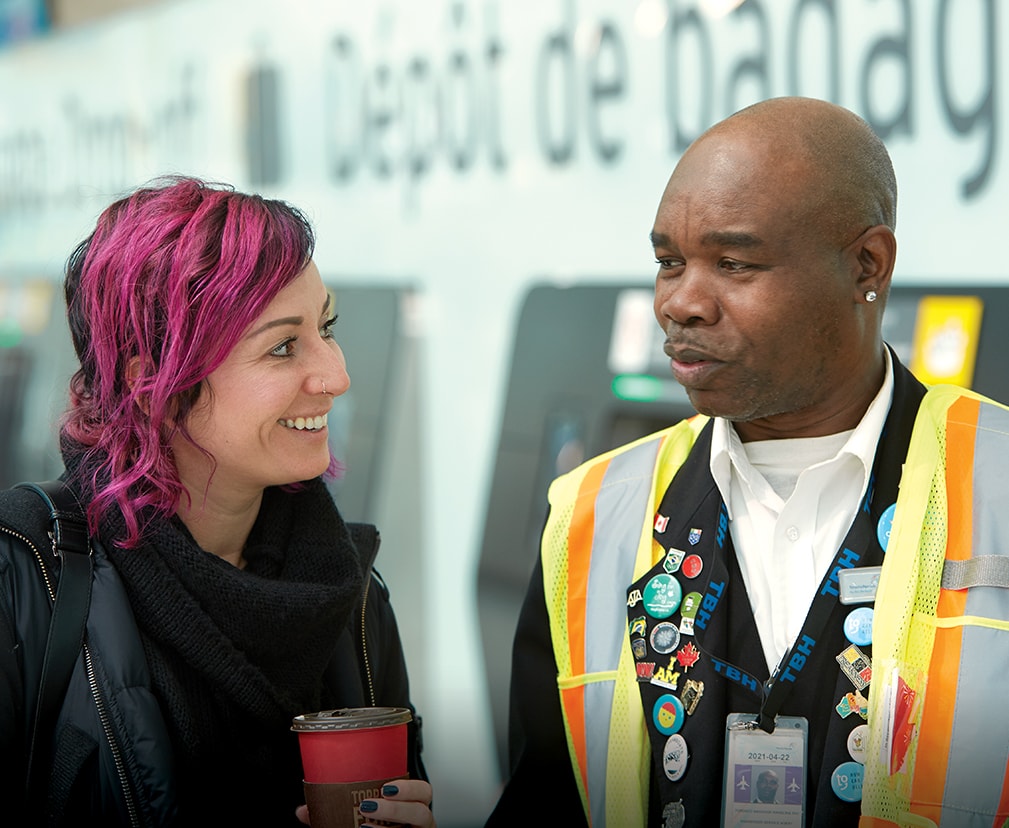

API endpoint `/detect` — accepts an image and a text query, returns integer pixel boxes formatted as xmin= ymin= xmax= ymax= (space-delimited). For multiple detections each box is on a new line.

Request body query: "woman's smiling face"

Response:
xmin=172 ymin=260 xmax=349 ymax=500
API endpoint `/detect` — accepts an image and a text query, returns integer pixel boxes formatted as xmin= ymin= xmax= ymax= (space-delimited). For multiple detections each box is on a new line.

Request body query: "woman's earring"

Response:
xmin=865 ymin=290 xmax=878 ymax=303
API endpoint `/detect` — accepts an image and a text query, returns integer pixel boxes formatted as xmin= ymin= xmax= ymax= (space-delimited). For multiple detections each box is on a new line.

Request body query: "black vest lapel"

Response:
xmin=629 ymin=422 xmax=768 ymax=827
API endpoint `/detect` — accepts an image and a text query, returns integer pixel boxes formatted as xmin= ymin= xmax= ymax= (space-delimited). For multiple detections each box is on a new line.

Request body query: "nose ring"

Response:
xmin=321 ymin=379 xmax=328 ymax=395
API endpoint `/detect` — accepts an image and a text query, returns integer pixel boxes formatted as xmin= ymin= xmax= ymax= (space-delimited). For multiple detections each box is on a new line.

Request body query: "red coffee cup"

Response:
xmin=292 ymin=707 xmax=412 ymax=828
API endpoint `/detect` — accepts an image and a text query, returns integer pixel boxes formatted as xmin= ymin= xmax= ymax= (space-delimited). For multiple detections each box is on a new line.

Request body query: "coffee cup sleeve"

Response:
xmin=303 ymin=776 xmax=410 ymax=828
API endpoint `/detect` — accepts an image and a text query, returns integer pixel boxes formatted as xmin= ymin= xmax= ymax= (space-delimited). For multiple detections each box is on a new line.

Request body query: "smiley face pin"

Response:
xmin=653 ymin=693 xmax=686 ymax=736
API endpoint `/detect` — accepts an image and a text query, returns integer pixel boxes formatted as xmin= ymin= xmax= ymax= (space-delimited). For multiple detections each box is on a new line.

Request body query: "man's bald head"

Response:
xmin=689 ymin=97 xmax=897 ymax=245
xmin=651 ymin=96 xmax=899 ymax=438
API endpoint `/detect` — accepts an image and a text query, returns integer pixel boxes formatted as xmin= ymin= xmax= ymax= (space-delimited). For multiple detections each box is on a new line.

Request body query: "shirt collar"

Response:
xmin=710 ymin=347 xmax=895 ymax=519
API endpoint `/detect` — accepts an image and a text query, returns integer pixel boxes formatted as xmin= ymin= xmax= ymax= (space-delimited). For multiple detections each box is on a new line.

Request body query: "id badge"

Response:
xmin=721 ymin=713 xmax=808 ymax=828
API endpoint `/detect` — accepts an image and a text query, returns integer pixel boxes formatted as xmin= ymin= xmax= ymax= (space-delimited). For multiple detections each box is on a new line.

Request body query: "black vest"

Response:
xmin=628 ymin=355 xmax=925 ymax=827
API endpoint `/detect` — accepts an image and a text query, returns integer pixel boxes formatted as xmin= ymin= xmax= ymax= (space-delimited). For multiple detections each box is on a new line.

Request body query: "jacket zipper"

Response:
xmin=360 ymin=577 xmax=376 ymax=706
xmin=1 ymin=525 xmax=139 ymax=827
xmin=83 ymin=644 xmax=140 ymax=826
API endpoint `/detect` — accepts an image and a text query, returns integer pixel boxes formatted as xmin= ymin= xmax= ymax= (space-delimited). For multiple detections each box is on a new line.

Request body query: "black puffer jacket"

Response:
xmin=0 ymin=484 xmax=425 ymax=827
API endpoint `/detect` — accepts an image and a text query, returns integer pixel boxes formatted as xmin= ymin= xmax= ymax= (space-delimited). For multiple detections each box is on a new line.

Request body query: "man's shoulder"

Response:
xmin=599 ymin=414 xmax=709 ymax=464
xmin=918 ymin=383 xmax=1009 ymax=421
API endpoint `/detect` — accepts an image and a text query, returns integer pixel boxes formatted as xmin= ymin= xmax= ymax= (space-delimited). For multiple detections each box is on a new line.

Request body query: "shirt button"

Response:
xmin=786 ymin=526 xmax=800 ymax=542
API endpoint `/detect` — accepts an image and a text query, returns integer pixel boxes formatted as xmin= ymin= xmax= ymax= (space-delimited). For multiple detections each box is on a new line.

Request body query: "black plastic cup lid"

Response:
xmin=291 ymin=707 xmax=412 ymax=732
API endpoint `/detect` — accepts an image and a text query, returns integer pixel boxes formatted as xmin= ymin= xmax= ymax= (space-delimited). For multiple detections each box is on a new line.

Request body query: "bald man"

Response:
xmin=753 ymin=769 xmax=780 ymax=805
xmin=487 ymin=98 xmax=1009 ymax=827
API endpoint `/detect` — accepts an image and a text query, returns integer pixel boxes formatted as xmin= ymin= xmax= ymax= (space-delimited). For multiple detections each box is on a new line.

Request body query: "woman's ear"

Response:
xmin=126 ymin=356 xmax=151 ymax=415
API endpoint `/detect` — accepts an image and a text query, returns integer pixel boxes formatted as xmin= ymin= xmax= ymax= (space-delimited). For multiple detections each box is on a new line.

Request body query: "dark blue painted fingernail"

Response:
xmin=360 ymin=800 xmax=378 ymax=813
xmin=382 ymin=784 xmax=399 ymax=797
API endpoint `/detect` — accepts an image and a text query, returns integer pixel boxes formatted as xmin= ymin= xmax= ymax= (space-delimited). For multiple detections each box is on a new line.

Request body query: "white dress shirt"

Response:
xmin=709 ymin=349 xmax=895 ymax=674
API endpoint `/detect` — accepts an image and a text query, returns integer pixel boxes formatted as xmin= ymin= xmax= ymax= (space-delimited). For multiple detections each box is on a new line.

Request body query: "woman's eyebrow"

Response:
xmin=246 ymin=315 xmax=303 ymax=339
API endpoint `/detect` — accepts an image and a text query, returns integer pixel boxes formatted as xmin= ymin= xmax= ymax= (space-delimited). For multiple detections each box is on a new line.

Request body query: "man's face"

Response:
xmin=651 ymin=128 xmax=870 ymax=440
xmin=757 ymin=771 xmax=779 ymax=803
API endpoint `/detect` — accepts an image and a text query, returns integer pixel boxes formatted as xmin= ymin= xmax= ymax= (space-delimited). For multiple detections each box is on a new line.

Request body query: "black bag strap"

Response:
xmin=16 ymin=480 xmax=93 ymax=807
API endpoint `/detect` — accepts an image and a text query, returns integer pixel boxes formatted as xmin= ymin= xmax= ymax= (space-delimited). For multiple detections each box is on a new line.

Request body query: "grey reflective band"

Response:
xmin=941 ymin=556 xmax=1009 ymax=590
xmin=583 ymin=437 xmax=662 ymax=828
xmin=937 ymin=399 xmax=1009 ymax=815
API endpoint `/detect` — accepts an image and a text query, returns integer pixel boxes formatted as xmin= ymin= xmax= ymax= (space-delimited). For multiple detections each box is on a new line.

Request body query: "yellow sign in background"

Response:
xmin=909 ymin=296 xmax=984 ymax=387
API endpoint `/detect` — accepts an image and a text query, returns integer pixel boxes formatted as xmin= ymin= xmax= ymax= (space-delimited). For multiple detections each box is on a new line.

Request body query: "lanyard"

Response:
xmin=653 ymin=475 xmax=880 ymax=731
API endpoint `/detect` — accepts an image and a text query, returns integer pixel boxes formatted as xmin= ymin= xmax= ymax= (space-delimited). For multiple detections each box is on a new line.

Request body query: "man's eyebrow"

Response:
xmin=650 ymin=230 xmax=765 ymax=249
xmin=702 ymin=230 xmax=763 ymax=248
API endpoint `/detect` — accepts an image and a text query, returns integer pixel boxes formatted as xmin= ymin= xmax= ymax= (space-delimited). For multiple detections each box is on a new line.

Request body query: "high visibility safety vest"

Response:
xmin=541 ymin=386 xmax=1009 ymax=828
xmin=541 ymin=413 xmax=708 ymax=828
xmin=861 ymin=387 xmax=1009 ymax=828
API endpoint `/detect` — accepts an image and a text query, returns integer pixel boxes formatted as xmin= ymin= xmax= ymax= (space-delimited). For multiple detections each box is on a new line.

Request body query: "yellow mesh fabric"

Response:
xmin=544 ymin=494 xmax=575 ymax=679
xmin=542 ymin=490 xmax=589 ymax=816
xmin=861 ymin=391 xmax=952 ymax=825
xmin=605 ymin=634 xmax=650 ymax=824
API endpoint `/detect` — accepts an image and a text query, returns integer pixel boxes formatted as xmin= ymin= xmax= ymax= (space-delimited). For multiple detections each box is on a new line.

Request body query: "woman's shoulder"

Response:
xmin=0 ymin=488 xmax=62 ymax=647
xmin=0 ymin=485 xmax=56 ymax=557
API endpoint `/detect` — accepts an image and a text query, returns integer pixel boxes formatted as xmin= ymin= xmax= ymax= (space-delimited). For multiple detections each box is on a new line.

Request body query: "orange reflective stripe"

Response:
xmin=568 ymin=460 xmax=609 ymax=677
xmin=910 ymin=397 xmax=978 ymax=822
xmin=564 ymin=459 xmax=610 ymax=804
xmin=560 ymin=684 xmax=589 ymax=804
xmin=911 ymin=626 xmax=960 ymax=823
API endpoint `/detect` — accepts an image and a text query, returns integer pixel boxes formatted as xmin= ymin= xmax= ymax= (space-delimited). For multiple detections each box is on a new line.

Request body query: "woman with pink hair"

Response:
xmin=0 ymin=176 xmax=435 ymax=828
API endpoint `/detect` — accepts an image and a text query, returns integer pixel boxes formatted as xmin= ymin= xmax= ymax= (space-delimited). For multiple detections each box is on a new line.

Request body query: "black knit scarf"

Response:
xmin=64 ymin=445 xmax=364 ymax=823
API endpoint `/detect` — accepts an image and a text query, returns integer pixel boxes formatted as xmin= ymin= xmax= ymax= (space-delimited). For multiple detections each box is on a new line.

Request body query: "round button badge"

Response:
xmin=831 ymin=761 xmax=864 ymax=802
xmin=679 ymin=592 xmax=702 ymax=620
xmin=681 ymin=554 xmax=703 ymax=579
xmin=653 ymin=693 xmax=685 ymax=736
xmin=843 ymin=607 xmax=874 ymax=646
xmin=877 ymin=503 xmax=896 ymax=551
xmin=847 ymin=724 xmax=869 ymax=763
xmin=650 ymin=621 xmax=681 ymax=655
xmin=643 ymin=574 xmax=683 ymax=619
xmin=662 ymin=733 xmax=689 ymax=781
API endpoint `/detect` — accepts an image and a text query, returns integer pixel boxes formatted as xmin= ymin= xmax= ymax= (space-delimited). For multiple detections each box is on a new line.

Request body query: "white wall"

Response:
xmin=1 ymin=1 xmax=1005 ymax=824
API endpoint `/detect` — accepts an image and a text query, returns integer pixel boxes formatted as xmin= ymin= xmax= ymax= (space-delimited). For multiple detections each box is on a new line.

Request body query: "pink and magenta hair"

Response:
xmin=61 ymin=176 xmax=321 ymax=548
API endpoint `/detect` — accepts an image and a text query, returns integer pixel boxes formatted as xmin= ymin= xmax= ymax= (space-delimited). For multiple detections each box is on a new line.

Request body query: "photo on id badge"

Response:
xmin=722 ymin=714 xmax=807 ymax=828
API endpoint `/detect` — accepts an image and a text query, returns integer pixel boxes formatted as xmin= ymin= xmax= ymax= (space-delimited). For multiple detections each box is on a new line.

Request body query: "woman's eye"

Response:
xmin=321 ymin=315 xmax=338 ymax=339
xmin=271 ymin=338 xmax=296 ymax=357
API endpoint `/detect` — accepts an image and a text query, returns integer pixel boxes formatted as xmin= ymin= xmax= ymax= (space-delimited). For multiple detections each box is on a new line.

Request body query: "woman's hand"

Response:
xmin=359 ymin=780 xmax=435 ymax=827
xmin=295 ymin=779 xmax=436 ymax=827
